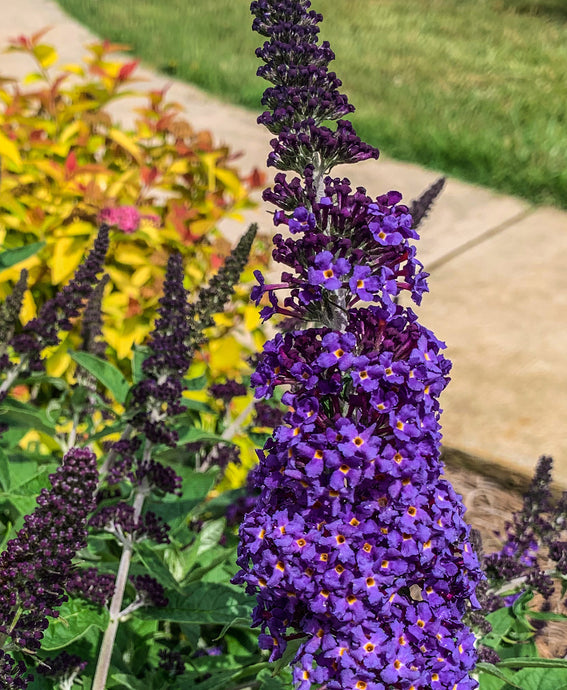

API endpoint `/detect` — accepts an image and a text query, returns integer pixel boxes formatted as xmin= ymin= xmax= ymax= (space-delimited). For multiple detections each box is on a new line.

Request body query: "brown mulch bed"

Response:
xmin=442 ymin=447 xmax=567 ymax=659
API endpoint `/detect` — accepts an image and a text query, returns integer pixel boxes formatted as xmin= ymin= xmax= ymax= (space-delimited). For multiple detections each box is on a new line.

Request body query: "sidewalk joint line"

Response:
xmin=426 ymin=207 xmax=537 ymax=273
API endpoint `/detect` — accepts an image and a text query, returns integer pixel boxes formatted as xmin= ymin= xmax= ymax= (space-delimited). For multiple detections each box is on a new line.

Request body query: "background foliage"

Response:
xmin=0 ymin=31 xmax=269 ymax=374
xmin=54 ymin=0 xmax=567 ymax=209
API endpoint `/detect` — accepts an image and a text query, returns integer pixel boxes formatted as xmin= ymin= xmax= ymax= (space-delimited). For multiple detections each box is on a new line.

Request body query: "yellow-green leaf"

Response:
xmin=33 ymin=44 xmax=58 ymax=69
xmin=20 ymin=290 xmax=37 ymax=324
xmin=0 ymin=131 xmax=22 ymax=167
xmin=59 ymin=121 xmax=81 ymax=144
xmin=107 ymin=128 xmax=143 ymax=165
xmin=61 ymin=63 xmax=85 ymax=76
xmin=209 ymin=336 xmax=245 ymax=375
xmin=215 ymin=167 xmax=247 ymax=199
xmin=50 ymin=236 xmax=85 ymax=285
xmin=23 ymin=72 xmax=44 ymax=85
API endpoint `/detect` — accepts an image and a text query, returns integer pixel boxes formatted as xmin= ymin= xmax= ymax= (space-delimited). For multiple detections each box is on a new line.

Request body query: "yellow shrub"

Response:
xmin=0 ymin=30 xmax=270 ymax=380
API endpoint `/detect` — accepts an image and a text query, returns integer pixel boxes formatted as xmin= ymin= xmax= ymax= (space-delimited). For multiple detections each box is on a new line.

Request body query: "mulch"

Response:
xmin=443 ymin=447 xmax=567 ymax=658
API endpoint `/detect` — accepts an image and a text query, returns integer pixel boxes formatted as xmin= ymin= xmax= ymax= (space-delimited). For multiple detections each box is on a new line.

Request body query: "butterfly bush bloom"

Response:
xmin=5 ymin=224 xmax=109 ymax=381
xmin=234 ymin=2 xmax=484 ymax=689
xmin=0 ymin=448 xmax=98 ymax=666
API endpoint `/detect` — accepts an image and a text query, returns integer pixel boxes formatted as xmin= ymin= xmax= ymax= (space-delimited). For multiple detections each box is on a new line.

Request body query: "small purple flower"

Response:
xmin=308 ymin=251 xmax=351 ymax=290
xmin=288 ymin=206 xmax=317 ymax=234
xmin=317 ymin=332 xmax=356 ymax=370
xmin=349 ymin=265 xmax=382 ymax=301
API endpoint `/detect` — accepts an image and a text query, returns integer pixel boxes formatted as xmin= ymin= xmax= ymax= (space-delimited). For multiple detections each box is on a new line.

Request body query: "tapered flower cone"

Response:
xmin=234 ymin=2 xmax=484 ymax=688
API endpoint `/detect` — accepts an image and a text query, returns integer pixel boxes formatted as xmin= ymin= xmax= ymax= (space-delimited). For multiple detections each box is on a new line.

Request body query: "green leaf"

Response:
xmin=271 ymin=636 xmax=305 ymax=677
xmin=138 ymin=582 xmax=255 ymax=625
xmin=258 ymin=667 xmax=293 ymax=690
xmin=483 ymin=607 xmax=516 ymax=648
xmin=173 ymin=671 xmax=235 ymax=690
xmin=1 ymin=493 xmax=38 ymax=518
xmin=502 ymin=667 xmax=567 ymax=690
xmin=0 ymin=241 xmax=45 ymax=269
xmin=512 ymin=589 xmax=534 ymax=611
xmin=159 ymin=466 xmax=217 ymax=507
xmin=0 ymin=398 xmax=56 ymax=436
xmin=108 ymin=674 xmax=147 ymax=690
xmin=213 ymin=615 xmax=252 ymax=642
xmin=10 ymin=461 xmax=57 ymax=493
xmin=176 ymin=426 xmax=225 ymax=444
xmin=86 ymin=421 xmax=124 ymax=443
xmin=476 ymin=663 xmax=521 ymax=688
xmin=69 ymin=351 xmax=130 ymax=404
xmin=497 ymin=658 xmax=567 ymax=670
xmin=0 ymin=447 xmax=10 ymax=490
xmin=184 ymin=374 xmax=208 ymax=391
xmin=131 ymin=345 xmax=151 ymax=385
xmin=184 ymin=546 xmax=237 ymax=584
xmin=179 ymin=399 xmax=214 ymax=413
xmin=0 ymin=522 xmax=13 ymax=551
xmin=41 ymin=598 xmax=109 ymax=651
xmin=526 ymin=609 xmax=567 ymax=622
xmin=196 ymin=518 xmax=225 ymax=557
xmin=135 ymin=542 xmax=182 ymax=593
xmin=146 ymin=493 xmax=213 ymax=533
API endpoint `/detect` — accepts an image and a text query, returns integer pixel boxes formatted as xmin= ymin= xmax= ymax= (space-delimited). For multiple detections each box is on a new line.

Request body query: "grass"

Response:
xmin=54 ymin=0 xmax=567 ymax=209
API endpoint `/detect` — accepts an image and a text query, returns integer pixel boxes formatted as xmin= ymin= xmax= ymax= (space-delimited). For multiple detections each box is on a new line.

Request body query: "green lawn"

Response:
xmin=55 ymin=0 xmax=567 ymax=208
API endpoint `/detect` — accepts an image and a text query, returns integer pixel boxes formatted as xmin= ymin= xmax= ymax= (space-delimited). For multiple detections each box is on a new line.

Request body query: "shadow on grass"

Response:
xmin=502 ymin=0 xmax=567 ymax=21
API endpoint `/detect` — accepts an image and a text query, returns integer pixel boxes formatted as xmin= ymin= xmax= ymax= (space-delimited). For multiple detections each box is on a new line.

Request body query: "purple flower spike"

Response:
xmin=235 ymin=1 xmax=484 ymax=688
xmin=9 ymin=225 xmax=109 ymax=374
xmin=128 ymin=252 xmax=193 ymax=448
xmin=0 ymin=448 xmax=98 ymax=654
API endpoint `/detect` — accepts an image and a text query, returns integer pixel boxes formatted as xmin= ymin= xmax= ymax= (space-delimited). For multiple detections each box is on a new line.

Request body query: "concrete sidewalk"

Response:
xmin=1 ymin=0 xmax=566 ymax=485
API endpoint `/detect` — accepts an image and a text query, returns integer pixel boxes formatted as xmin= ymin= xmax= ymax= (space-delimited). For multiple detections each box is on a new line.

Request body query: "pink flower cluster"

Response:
xmin=99 ymin=206 xmax=160 ymax=234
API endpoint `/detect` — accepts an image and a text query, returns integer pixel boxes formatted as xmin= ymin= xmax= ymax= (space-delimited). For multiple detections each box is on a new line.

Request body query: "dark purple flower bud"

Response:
xmin=130 ymin=574 xmax=168 ymax=608
xmin=0 ymin=268 xmax=28 ymax=354
xmin=0 ymin=448 xmax=98 ymax=652
xmin=211 ymin=443 xmax=241 ymax=471
xmin=80 ymin=272 xmax=110 ymax=359
xmin=210 ymin=379 xmax=248 ymax=402
xmin=66 ymin=567 xmax=115 ymax=607
xmin=89 ymin=502 xmax=170 ymax=544
xmin=254 ymin=401 xmax=285 ymax=428
xmin=477 ymin=646 xmax=501 ymax=664
xmin=410 ymin=177 xmax=446 ymax=230
xmin=10 ymin=225 xmax=109 ymax=371
xmin=134 ymin=459 xmax=182 ymax=496
xmin=127 ymin=252 xmax=193 ymax=447
xmin=38 ymin=651 xmax=87 ymax=681
xmin=0 ymin=650 xmax=32 ymax=689
xmin=158 ymin=649 xmax=185 ymax=677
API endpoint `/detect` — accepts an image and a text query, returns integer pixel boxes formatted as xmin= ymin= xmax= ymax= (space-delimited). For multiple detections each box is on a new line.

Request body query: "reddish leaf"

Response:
xmin=65 ymin=150 xmax=77 ymax=177
xmin=245 ymin=167 xmax=267 ymax=189
xmin=126 ymin=297 xmax=143 ymax=318
xmin=140 ymin=166 xmax=159 ymax=187
xmin=167 ymin=202 xmax=199 ymax=243
xmin=117 ymin=60 xmax=139 ymax=82
xmin=30 ymin=27 xmax=53 ymax=46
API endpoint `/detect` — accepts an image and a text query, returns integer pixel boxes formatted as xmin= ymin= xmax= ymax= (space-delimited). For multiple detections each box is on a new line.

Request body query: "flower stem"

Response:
xmin=0 ymin=361 xmax=24 ymax=397
xmin=91 ymin=480 xmax=148 ymax=690
xmin=98 ymin=423 xmax=134 ymax=484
